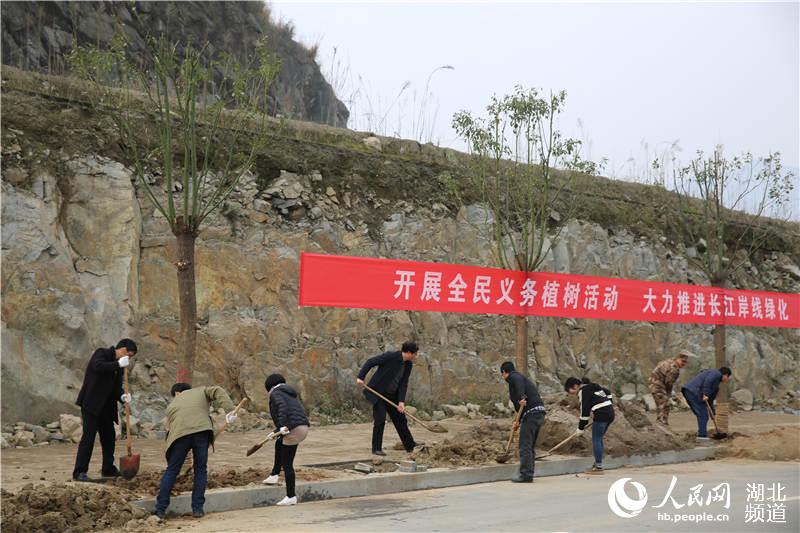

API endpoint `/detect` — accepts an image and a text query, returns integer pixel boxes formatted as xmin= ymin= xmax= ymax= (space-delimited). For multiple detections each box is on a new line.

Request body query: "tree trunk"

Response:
xmin=713 ymin=325 xmax=727 ymax=394
xmin=711 ymin=279 xmax=728 ymax=402
xmin=711 ymin=278 xmax=729 ymax=432
xmin=175 ymin=222 xmax=197 ymax=384
xmin=515 ymin=255 xmax=529 ymax=376
xmin=515 ymin=315 xmax=529 ymax=376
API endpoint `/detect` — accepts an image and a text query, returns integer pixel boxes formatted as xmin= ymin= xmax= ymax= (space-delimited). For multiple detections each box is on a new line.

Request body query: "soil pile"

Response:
xmin=413 ymin=399 xmax=692 ymax=467
xmin=112 ymin=467 xmax=330 ymax=496
xmin=720 ymin=426 xmax=800 ymax=461
xmin=412 ymin=422 xmax=511 ymax=466
xmin=0 ymin=483 xmax=154 ymax=533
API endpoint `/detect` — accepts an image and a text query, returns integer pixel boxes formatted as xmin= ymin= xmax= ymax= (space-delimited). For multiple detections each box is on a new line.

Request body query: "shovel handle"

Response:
xmin=123 ymin=367 xmax=132 ymax=455
xmin=704 ymin=400 xmax=720 ymax=431
xmin=362 ymin=383 xmax=438 ymax=432
xmin=551 ymin=423 xmax=591 ymax=454
xmin=215 ymin=398 xmax=248 ymax=438
xmin=504 ymin=404 xmax=525 ymax=453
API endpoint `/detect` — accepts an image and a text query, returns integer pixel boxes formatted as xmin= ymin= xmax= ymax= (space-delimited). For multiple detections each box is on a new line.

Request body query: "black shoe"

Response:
xmin=72 ymin=473 xmax=90 ymax=482
xmin=153 ymin=510 xmax=166 ymax=520
xmin=372 ymin=450 xmax=387 ymax=456
xmin=511 ymin=475 xmax=533 ymax=483
xmin=101 ymin=467 xmax=121 ymax=478
xmin=192 ymin=510 xmax=205 ymax=518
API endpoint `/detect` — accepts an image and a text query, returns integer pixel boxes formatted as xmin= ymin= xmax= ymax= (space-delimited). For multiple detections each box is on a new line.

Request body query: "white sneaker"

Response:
xmin=276 ymin=496 xmax=297 ymax=506
xmin=262 ymin=474 xmax=279 ymax=485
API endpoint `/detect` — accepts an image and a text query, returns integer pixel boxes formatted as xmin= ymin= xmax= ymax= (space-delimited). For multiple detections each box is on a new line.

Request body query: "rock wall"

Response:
xmin=0 ymin=1 xmax=349 ymax=127
xmin=3 ymin=137 xmax=799 ymax=423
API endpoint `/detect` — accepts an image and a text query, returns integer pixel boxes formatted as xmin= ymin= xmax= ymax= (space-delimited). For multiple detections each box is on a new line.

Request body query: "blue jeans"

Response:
xmin=156 ymin=431 xmax=210 ymax=514
xmin=592 ymin=420 xmax=612 ymax=466
xmin=682 ymin=388 xmax=708 ymax=437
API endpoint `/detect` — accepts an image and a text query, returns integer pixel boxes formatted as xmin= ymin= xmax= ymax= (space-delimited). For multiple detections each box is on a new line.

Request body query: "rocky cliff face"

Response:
xmin=2 ymin=80 xmax=799 ymax=425
xmin=1 ymin=1 xmax=349 ymax=127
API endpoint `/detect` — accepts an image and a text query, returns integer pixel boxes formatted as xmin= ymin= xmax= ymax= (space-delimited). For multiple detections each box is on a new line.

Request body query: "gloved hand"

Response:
xmin=576 ymin=428 xmax=584 ymax=435
xmin=280 ymin=426 xmax=290 ymax=435
xmin=225 ymin=412 xmax=237 ymax=424
xmin=118 ymin=356 xmax=130 ymax=368
xmin=120 ymin=393 xmax=132 ymax=403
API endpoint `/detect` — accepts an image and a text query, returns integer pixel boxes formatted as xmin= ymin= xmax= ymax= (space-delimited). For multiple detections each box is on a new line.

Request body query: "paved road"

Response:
xmin=162 ymin=459 xmax=800 ymax=533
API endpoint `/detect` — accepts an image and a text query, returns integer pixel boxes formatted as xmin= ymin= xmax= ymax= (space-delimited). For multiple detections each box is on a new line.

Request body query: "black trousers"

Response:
xmin=372 ymin=399 xmax=416 ymax=452
xmin=269 ymin=437 xmax=300 ymax=498
xmin=73 ymin=406 xmax=116 ymax=477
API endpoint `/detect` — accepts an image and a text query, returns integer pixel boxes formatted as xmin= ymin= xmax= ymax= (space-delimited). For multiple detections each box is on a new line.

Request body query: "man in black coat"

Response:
xmin=357 ymin=341 xmax=419 ymax=455
xmin=72 ymin=338 xmax=137 ymax=481
xmin=501 ymin=361 xmax=546 ymax=483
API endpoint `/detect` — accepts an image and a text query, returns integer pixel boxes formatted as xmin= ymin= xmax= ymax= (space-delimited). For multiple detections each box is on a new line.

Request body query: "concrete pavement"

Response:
xmin=158 ymin=459 xmax=800 ymax=532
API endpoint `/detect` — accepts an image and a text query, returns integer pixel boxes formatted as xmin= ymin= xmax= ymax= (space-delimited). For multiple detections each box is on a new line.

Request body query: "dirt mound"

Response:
xmin=111 ymin=467 xmax=330 ymax=496
xmin=413 ymin=400 xmax=692 ymax=467
xmin=720 ymin=426 xmax=800 ymax=461
xmin=0 ymin=483 xmax=153 ymax=533
xmin=412 ymin=422 xmax=510 ymax=466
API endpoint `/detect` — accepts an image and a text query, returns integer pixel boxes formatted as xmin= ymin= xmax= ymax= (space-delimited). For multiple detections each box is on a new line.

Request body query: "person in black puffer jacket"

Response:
xmin=262 ymin=374 xmax=310 ymax=506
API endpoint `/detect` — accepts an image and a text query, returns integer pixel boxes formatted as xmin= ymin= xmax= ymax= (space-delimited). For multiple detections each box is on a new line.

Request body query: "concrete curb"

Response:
xmin=134 ymin=447 xmax=716 ymax=516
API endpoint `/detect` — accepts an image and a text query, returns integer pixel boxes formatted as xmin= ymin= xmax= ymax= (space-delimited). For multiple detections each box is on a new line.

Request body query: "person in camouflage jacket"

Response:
xmin=648 ymin=350 xmax=691 ymax=425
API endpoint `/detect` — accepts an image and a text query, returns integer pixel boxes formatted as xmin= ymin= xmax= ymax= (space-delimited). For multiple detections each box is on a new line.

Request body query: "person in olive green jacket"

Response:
xmin=154 ymin=383 xmax=237 ymax=519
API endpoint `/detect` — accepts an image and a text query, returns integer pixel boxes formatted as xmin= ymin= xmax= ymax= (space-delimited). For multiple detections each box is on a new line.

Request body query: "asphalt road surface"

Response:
xmin=161 ymin=459 xmax=799 ymax=533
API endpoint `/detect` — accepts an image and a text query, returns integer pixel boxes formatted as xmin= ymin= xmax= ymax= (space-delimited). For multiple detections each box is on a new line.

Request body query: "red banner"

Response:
xmin=298 ymin=253 xmax=800 ymax=328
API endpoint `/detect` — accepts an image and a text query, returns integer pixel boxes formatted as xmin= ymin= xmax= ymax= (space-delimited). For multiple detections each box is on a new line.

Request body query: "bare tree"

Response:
xmin=450 ymin=86 xmax=598 ymax=375
xmin=69 ymin=33 xmax=280 ymax=383
xmin=670 ymin=146 xmax=795 ymax=416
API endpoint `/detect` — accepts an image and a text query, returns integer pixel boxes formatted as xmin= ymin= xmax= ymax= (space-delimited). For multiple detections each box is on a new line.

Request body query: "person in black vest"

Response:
xmin=261 ymin=373 xmax=310 ymax=506
xmin=356 ymin=341 xmax=419 ymax=456
xmin=72 ymin=338 xmax=137 ymax=481
xmin=564 ymin=377 xmax=614 ymax=475
xmin=501 ymin=361 xmax=546 ymax=483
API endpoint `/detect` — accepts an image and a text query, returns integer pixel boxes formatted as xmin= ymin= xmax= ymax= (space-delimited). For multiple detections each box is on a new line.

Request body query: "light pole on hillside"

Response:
xmin=416 ymin=65 xmax=454 ymax=143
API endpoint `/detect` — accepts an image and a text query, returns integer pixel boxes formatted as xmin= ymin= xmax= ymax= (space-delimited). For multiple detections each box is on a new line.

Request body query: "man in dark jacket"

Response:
xmin=501 ymin=362 xmax=546 ymax=483
xmin=565 ymin=377 xmax=614 ymax=475
xmin=72 ymin=338 xmax=137 ymax=481
xmin=681 ymin=367 xmax=732 ymax=440
xmin=262 ymin=374 xmax=310 ymax=506
xmin=356 ymin=341 xmax=419 ymax=455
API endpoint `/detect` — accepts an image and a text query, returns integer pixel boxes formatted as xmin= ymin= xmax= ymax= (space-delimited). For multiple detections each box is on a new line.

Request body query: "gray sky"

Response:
xmin=273 ymin=1 xmax=799 ymax=213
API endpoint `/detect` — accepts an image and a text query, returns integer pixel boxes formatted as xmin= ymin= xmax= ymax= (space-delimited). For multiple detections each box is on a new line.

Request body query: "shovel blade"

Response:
xmin=120 ymin=453 xmax=140 ymax=480
xmin=245 ymin=444 xmax=262 ymax=457
xmin=425 ymin=423 xmax=448 ymax=433
xmin=495 ymin=454 xmax=511 ymax=464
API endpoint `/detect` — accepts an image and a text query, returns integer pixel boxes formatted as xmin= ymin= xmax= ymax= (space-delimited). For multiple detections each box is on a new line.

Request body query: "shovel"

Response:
xmin=246 ymin=429 xmax=281 ymax=457
xmin=495 ymin=404 xmax=524 ymax=463
xmin=536 ymin=423 xmax=591 ymax=460
xmin=705 ymin=400 xmax=728 ymax=439
xmin=362 ymin=384 xmax=448 ymax=433
xmin=119 ymin=367 xmax=140 ymax=480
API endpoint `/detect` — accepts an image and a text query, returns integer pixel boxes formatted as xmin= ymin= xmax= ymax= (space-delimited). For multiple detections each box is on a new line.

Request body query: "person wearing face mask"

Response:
xmin=72 ymin=338 xmax=137 ymax=482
